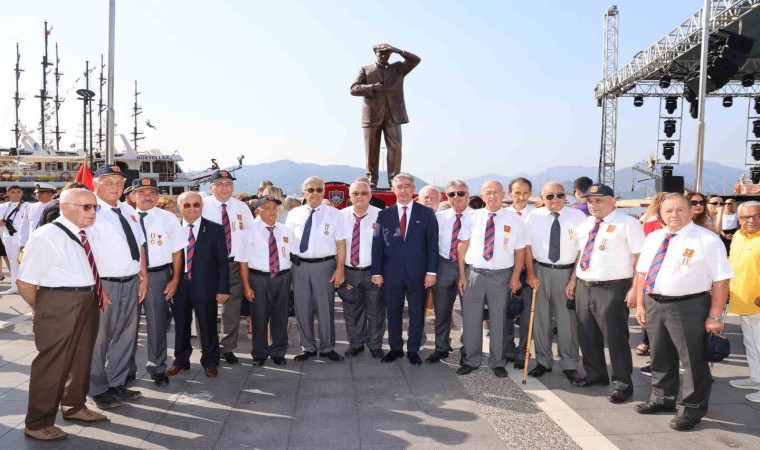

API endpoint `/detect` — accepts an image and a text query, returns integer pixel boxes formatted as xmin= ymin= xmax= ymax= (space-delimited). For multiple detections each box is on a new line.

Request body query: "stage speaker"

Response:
xmin=656 ymin=175 xmax=684 ymax=193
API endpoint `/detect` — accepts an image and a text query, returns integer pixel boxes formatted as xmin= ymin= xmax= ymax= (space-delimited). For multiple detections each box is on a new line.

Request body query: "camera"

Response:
xmin=5 ymin=222 xmax=16 ymax=236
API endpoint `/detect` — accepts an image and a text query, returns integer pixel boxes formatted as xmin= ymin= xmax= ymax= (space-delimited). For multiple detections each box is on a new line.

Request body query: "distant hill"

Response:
xmin=225 ymin=159 xmax=747 ymax=198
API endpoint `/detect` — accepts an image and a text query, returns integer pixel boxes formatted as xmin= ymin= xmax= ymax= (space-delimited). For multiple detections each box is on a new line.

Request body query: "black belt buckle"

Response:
xmin=228 ymin=257 xmax=236 ymax=262
xmin=290 ymin=254 xmax=301 ymax=266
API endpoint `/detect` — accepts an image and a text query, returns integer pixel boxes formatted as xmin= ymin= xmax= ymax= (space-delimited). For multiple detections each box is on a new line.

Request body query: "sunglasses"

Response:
xmin=739 ymin=213 xmax=760 ymax=221
xmin=708 ymin=202 xmax=724 ymax=206
xmin=447 ymin=191 xmax=467 ymax=198
xmin=690 ymin=200 xmax=706 ymax=206
xmin=305 ymin=188 xmax=324 ymax=194
xmin=544 ymin=192 xmax=566 ymax=201
xmin=182 ymin=202 xmax=202 ymax=209
xmin=70 ymin=203 xmax=101 ymax=212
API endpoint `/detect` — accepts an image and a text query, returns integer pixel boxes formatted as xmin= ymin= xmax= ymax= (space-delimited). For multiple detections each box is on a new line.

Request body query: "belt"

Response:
xmin=291 ymin=255 xmax=335 ymax=264
xmin=250 ymin=268 xmax=290 ymax=278
xmin=228 ymin=257 xmax=236 ymax=262
xmin=648 ymin=291 xmax=709 ymax=303
xmin=345 ymin=265 xmax=371 ymax=272
xmin=39 ymin=285 xmax=95 ymax=292
xmin=147 ymin=263 xmax=171 ymax=273
xmin=578 ymin=278 xmax=631 ymax=287
xmin=100 ymin=274 xmax=139 ymax=283
xmin=471 ymin=266 xmax=512 ymax=275
xmin=537 ymin=261 xmax=575 ymax=270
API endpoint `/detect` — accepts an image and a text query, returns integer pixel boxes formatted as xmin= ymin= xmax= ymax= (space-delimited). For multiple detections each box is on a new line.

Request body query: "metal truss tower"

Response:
xmin=599 ymin=6 xmax=619 ymax=188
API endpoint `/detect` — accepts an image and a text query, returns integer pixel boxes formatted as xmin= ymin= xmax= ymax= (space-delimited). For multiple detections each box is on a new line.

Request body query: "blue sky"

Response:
xmin=0 ymin=0 xmax=753 ymax=184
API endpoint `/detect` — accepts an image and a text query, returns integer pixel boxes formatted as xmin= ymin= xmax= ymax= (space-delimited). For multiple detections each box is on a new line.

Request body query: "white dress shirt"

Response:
xmin=436 ymin=207 xmax=473 ymax=259
xmin=236 ymin=218 xmax=294 ymax=272
xmin=286 ymin=204 xmax=349 ymax=258
xmin=636 ymin=222 xmax=734 ymax=296
xmin=340 ymin=205 xmax=380 ymax=268
xmin=574 ymin=209 xmax=645 ymax=281
xmin=136 ymin=207 xmax=186 ymax=268
xmin=506 ymin=203 xmax=535 ymax=221
xmin=460 ymin=207 xmax=525 ymax=270
xmin=181 ymin=218 xmax=201 ymax=275
xmin=18 ymin=216 xmax=96 ymax=287
xmin=90 ymin=197 xmax=145 ymax=277
xmin=0 ymin=201 xmax=31 ymax=240
xmin=20 ymin=201 xmax=52 ymax=246
xmin=202 ymin=196 xmax=255 ymax=259
xmin=395 ymin=201 xmax=416 ymax=237
xmin=526 ymin=206 xmax=586 ymax=265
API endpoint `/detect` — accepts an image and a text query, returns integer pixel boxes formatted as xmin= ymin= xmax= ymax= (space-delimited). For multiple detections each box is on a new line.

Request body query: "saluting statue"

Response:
xmin=351 ymin=43 xmax=421 ymax=188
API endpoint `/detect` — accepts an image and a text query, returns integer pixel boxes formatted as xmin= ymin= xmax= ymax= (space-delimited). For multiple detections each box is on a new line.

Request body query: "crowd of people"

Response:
xmin=4 ymin=168 xmax=759 ymax=441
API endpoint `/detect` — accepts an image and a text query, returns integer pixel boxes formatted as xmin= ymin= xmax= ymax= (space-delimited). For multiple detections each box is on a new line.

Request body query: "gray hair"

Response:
xmin=301 ymin=176 xmax=324 ymax=192
xmin=419 ymin=185 xmax=441 ymax=197
xmin=392 ymin=172 xmax=415 ymax=185
xmin=60 ymin=188 xmax=94 ymax=205
xmin=350 ymin=180 xmax=372 ymax=193
xmin=283 ymin=196 xmax=302 ymax=211
xmin=445 ymin=180 xmax=469 ymax=190
xmin=262 ymin=185 xmax=284 ymax=201
xmin=738 ymin=200 xmax=760 ymax=215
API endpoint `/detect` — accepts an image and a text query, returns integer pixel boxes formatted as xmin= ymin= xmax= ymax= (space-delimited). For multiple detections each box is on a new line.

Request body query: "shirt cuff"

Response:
xmin=426 ymin=272 xmax=436 ymax=276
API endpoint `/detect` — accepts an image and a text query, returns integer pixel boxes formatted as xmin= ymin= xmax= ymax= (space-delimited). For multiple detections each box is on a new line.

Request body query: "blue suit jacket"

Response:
xmin=179 ymin=217 xmax=230 ymax=300
xmin=371 ymin=203 xmax=439 ymax=284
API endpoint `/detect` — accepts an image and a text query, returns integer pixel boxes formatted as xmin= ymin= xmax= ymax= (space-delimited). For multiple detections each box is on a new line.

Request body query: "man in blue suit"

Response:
xmin=372 ymin=173 xmax=438 ymax=365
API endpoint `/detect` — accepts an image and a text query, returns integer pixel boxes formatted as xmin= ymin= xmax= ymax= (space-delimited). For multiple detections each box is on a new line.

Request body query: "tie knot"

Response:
xmin=488 ymin=212 xmax=496 ymax=218
xmin=78 ymin=230 xmax=86 ymax=238
xmin=552 ymin=212 xmax=560 ymax=218
xmin=221 ymin=203 xmax=227 ymax=209
xmin=455 ymin=213 xmax=462 ymax=218
xmin=266 ymin=226 xmax=274 ymax=233
xmin=403 ymin=206 xmax=407 ymax=211
xmin=188 ymin=224 xmax=194 ymax=229
xmin=666 ymin=232 xmax=676 ymax=240
xmin=111 ymin=207 xmax=121 ymax=214
xmin=595 ymin=218 xmax=602 ymax=225
xmin=354 ymin=213 xmax=364 ymax=222
xmin=139 ymin=212 xmax=147 ymax=217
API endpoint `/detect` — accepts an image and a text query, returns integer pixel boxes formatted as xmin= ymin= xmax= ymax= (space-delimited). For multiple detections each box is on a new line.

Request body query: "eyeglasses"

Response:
xmin=304 ymin=188 xmax=324 ymax=194
xmin=214 ymin=182 xmax=234 ymax=188
xmin=708 ymin=202 xmax=724 ymax=206
xmin=544 ymin=192 xmax=566 ymax=201
xmin=182 ymin=202 xmax=202 ymax=209
xmin=69 ymin=203 xmax=101 ymax=212
xmin=690 ymin=200 xmax=706 ymax=206
xmin=351 ymin=191 xmax=370 ymax=196
xmin=739 ymin=213 xmax=760 ymax=221
xmin=447 ymin=191 xmax=467 ymax=198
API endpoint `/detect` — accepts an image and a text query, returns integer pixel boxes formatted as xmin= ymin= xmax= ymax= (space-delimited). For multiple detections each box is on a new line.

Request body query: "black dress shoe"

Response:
xmin=151 ymin=373 xmax=170 ymax=386
xmin=608 ymin=389 xmax=633 ymax=404
xmin=252 ymin=357 xmax=267 ymax=366
xmin=514 ymin=360 xmax=525 ymax=370
xmin=92 ymin=391 xmax=122 ymax=410
xmin=425 ymin=350 xmax=449 ymax=363
xmin=635 ymin=402 xmax=677 ymax=415
xmin=344 ymin=346 xmax=364 ymax=357
xmin=670 ymin=414 xmax=701 ymax=431
xmin=271 ymin=356 xmax=287 ymax=365
xmin=381 ymin=350 xmax=403 ymax=363
xmin=571 ymin=377 xmax=610 ymax=388
xmin=408 ymin=352 xmax=422 ymax=365
xmin=456 ymin=365 xmax=477 ymax=376
xmin=108 ymin=385 xmax=142 ymax=402
xmin=563 ymin=369 xmax=582 ymax=382
xmin=493 ymin=367 xmax=508 ymax=378
xmin=222 ymin=352 xmax=239 ymax=364
xmin=529 ymin=363 xmax=552 ymax=378
xmin=370 ymin=349 xmax=385 ymax=359
xmin=125 ymin=373 xmax=137 ymax=387
xmin=294 ymin=351 xmax=317 ymax=361
xmin=319 ymin=350 xmax=344 ymax=362
xmin=506 ymin=356 xmax=516 ymax=363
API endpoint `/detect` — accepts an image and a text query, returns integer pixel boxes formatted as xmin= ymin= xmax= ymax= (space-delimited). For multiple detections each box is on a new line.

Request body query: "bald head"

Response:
xmin=178 ymin=191 xmax=203 ymax=222
xmin=60 ymin=188 xmax=98 ymax=229
xmin=481 ymin=180 xmax=505 ymax=212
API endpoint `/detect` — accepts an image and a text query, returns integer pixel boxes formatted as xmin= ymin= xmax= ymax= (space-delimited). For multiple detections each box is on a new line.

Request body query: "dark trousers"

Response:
xmin=575 ymin=280 xmax=633 ymax=392
xmin=220 ymin=261 xmax=243 ymax=352
xmin=645 ymin=294 xmax=712 ymax=418
xmin=26 ymin=290 xmax=99 ymax=430
xmin=433 ymin=257 xmax=459 ymax=352
xmin=172 ymin=278 xmax=220 ymax=368
xmin=343 ymin=267 xmax=386 ymax=350
xmin=249 ymin=271 xmax=291 ymax=358
xmin=385 ymin=275 xmax=425 ymax=353
xmin=363 ymin=112 xmax=401 ymax=186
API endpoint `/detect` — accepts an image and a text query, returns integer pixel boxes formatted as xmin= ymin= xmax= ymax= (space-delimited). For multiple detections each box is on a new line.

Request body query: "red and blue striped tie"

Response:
xmin=643 ymin=233 xmax=676 ymax=294
xmin=267 ymin=226 xmax=279 ymax=277
xmin=350 ymin=214 xmax=365 ymax=267
xmin=221 ymin=203 xmax=231 ymax=256
xmin=449 ymin=213 xmax=462 ymax=261
xmin=186 ymin=224 xmax=195 ymax=280
xmin=579 ymin=219 xmax=602 ymax=271
xmin=483 ymin=212 xmax=496 ymax=261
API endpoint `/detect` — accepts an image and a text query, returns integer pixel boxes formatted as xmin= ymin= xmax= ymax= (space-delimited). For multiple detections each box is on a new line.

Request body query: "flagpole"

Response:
xmin=105 ymin=0 xmax=116 ymax=165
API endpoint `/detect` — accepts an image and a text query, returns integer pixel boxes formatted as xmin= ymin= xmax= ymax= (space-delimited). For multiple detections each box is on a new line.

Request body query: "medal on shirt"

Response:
xmin=150 ymin=233 xmax=156 ymax=246
xmin=503 ymin=237 xmax=509 ymax=251
xmin=283 ymin=236 xmax=289 ymax=243
xmin=682 ymin=248 xmax=694 ymax=265
xmin=502 ymin=225 xmax=511 ymax=250
xmin=282 ymin=246 xmax=287 ymax=257
xmin=130 ymin=215 xmax=138 ymax=223
xmin=324 ymin=223 xmax=330 ymax=236
xmin=231 ymin=221 xmax=237 ymax=232
xmin=371 ymin=223 xmax=376 ymax=230
xmin=599 ymin=238 xmax=608 ymax=251
xmin=568 ymin=229 xmax=574 ymax=240
xmin=606 ymin=225 xmax=616 ymax=233
xmin=157 ymin=234 xmax=163 ymax=246
xmin=237 ymin=214 xmax=244 ymax=230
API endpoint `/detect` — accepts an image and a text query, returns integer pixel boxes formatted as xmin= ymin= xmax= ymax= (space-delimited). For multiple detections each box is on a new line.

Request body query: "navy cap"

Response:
xmin=705 ymin=334 xmax=731 ymax=363
xmin=94 ymin=164 xmax=126 ymax=178
xmin=582 ymin=183 xmax=614 ymax=198
xmin=210 ymin=170 xmax=236 ymax=183
xmin=132 ymin=178 xmax=158 ymax=191
xmin=506 ymin=291 xmax=525 ymax=319
xmin=336 ymin=281 xmax=359 ymax=304
xmin=34 ymin=182 xmax=56 ymax=193
xmin=253 ymin=195 xmax=282 ymax=209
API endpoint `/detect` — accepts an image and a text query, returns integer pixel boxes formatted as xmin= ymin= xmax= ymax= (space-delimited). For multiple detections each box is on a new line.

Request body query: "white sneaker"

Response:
xmin=1 ymin=287 xmax=17 ymax=295
xmin=746 ymin=391 xmax=760 ymax=403
xmin=730 ymin=378 xmax=760 ymax=390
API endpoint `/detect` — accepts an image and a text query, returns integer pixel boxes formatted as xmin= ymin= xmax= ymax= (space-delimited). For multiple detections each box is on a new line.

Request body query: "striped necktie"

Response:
xmin=267 ymin=226 xmax=279 ymax=277
xmin=643 ymin=233 xmax=676 ymax=294
xmin=79 ymin=230 xmax=104 ymax=310
xmin=449 ymin=213 xmax=462 ymax=261
xmin=579 ymin=219 xmax=602 ymax=271
xmin=350 ymin=213 xmax=365 ymax=267
xmin=186 ymin=224 xmax=195 ymax=280
xmin=400 ymin=206 xmax=408 ymax=241
xmin=483 ymin=212 xmax=496 ymax=261
xmin=221 ymin=203 xmax=231 ymax=256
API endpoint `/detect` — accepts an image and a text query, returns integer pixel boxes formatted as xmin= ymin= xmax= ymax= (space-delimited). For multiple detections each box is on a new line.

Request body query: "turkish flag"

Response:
xmin=75 ymin=162 xmax=94 ymax=190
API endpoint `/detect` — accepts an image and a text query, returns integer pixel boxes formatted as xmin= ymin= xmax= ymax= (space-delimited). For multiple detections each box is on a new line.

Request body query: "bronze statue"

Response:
xmin=351 ymin=44 xmax=420 ymax=188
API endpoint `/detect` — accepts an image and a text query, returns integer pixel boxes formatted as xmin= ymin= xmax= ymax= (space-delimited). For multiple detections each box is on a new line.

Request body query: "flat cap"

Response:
xmin=94 ymin=164 xmax=126 ymax=178
xmin=132 ymin=178 xmax=158 ymax=192
xmin=210 ymin=170 xmax=236 ymax=183
xmin=581 ymin=183 xmax=614 ymax=198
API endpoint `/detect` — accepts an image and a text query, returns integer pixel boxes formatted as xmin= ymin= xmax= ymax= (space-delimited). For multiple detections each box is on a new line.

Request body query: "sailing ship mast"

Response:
xmin=53 ymin=43 xmax=64 ymax=151
xmin=86 ymin=61 xmax=94 ymax=156
xmin=35 ymin=21 xmax=53 ymax=151
xmin=132 ymin=80 xmax=144 ymax=152
xmin=11 ymin=43 xmax=23 ymax=152
xmin=98 ymin=54 xmax=105 ymax=152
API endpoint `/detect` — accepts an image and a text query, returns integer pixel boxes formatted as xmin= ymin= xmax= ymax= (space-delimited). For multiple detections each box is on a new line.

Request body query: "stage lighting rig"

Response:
xmin=743 ymin=73 xmax=755 ymax=87
xmin=755 ymin=97 xmax=760 ymax=115
xmin=684 ymin=86 xmax=697 ymax=103
xmin=754 ymin=119 xmax=760 ymax=138
xmin=633 ymin=96 xmax=644 ymax=107
xmin=659 ymin=75 xmax=671 ymax=89
xmin=690 ymin=100 xmax=699 ymax=119
xmin=723 ymin=96 xmax=733 ymax=107
xmin=752 ymin=167 xmax=760 ymax=184
xmin=662 ymin=142 xmax=675 ymax=160
xmin=663 ymin=119 xmax=677 ymax=138
xmin=665 ymin=97 xmax=678 ymax=114
xmin=752 ymin=143 xmax=760 ymax=161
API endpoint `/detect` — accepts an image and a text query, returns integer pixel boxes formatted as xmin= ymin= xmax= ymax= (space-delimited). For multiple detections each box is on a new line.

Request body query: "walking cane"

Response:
xmin=522 ymin=283 xmax=539 ymax=384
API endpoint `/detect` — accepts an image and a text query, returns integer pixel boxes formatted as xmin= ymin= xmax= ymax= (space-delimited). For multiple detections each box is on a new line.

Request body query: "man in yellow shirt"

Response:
xmin=728 ymin=201 xmax=760 ymax=402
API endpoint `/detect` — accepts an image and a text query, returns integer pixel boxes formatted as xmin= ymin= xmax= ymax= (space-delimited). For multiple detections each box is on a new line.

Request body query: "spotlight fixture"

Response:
xmin=752 ymin=166 xmax=760 ymax=184
xmin=752 ymin=143 xmax=760 ymax=160
xmin=690 ymin=99 xmax=699 ymax=119
xmin=662 ymin=142 xmax=675 ymax=160
xmin=755 ymin=97 xmax=760 ymax=115
xmin=684 ymin=86 xmax=697 ymax=103
xmin=659 ymin=75 xmax=672 ymax=89
xmin=663 ymin=119 xmax=677 ymax=138
xmin=723 ymin=96 xmax=733 ymax=107
xmin=743 ymin=73 xmax=755 ymax=87
xmin=665 ymin=96 xmax=678 ymax=114
xmin=754 ymin=119 xmax=760 ymax=138
xmin=633 ymin=95 xmax=644 ymax=107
